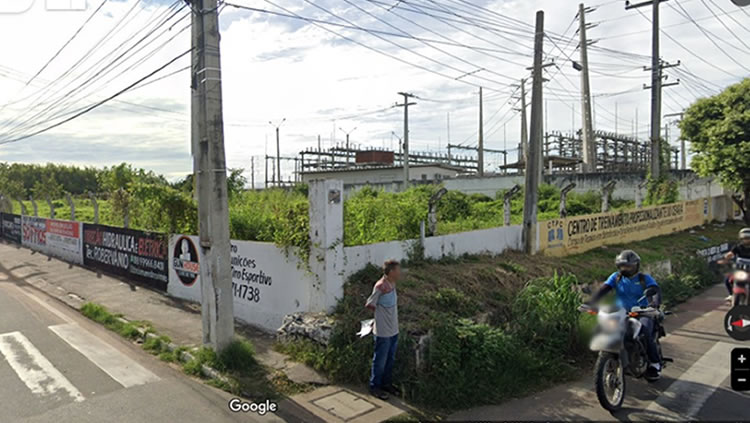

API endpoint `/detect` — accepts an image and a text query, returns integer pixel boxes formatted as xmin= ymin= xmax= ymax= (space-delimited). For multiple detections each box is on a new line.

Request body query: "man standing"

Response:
xmin=365 ymin=259 xmax=401 ymax=400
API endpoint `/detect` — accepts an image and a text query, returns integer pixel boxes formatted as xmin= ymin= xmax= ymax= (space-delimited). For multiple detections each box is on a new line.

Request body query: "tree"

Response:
xmin=680 ymin=78 xmax=750 ymax=224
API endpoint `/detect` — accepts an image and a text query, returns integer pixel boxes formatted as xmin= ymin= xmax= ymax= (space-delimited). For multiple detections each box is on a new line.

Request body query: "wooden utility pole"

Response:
xmin=191 ymin=0 xmax=234 ymax=351
xmin=478 ymin=87 xmax=484 ymax=177
xmin=523 ymin=10 xmax=544 ymax=254
xmin=397 ymin=92 xmax=416 ymax=190
xmin=579 ymin=3 xmax=596 ymax=172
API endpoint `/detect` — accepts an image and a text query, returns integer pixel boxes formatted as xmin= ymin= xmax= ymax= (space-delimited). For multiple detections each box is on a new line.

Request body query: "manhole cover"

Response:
xmin=312 ymin=390 xmax=377 ymax=421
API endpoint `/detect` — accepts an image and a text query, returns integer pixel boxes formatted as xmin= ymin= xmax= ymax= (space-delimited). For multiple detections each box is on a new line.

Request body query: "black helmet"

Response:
xmin=616 ymin=250 xmax=640 ymax=277
xmin=740 ymin=228 xmax=750 ymax=240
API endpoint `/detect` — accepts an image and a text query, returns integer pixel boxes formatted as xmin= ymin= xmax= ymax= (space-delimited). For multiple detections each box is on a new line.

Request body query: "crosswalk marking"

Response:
xmin=645 ymin=341 xmax=736 ymax=421
xmin=49 ymin=323 xmax=160 ymax=388
xmin=0 ymin=331 xmax=84 ymax=403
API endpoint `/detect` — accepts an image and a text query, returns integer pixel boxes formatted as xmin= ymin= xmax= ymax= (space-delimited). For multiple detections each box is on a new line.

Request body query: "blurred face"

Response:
xmin=618 ymin=264 xmax=637 ymax=277
xmin=387 ymin=266 xmax=402 ymax=282
xmin=741 ymin=237 xmax=750 ymax=246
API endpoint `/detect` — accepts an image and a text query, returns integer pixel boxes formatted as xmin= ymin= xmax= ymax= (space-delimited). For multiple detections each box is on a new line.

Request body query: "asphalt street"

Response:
xmin=0 ymin=277 xmax=283 ymax=423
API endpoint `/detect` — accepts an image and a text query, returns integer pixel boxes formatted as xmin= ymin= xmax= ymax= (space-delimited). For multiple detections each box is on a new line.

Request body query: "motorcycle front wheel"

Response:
xmin=594 ymin=352 xmax=626 ymax=412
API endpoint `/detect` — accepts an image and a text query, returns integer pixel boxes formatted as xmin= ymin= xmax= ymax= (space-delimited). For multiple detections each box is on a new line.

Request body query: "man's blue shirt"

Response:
xmin=603 ymin=272 xmax=659 ymax=311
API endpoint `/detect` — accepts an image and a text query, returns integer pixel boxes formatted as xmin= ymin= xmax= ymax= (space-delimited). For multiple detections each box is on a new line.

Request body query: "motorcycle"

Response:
xmin=578 ymin=287 xmax=673 ymax=412
xmin=729 ymin=257 xmax=750 ymax=306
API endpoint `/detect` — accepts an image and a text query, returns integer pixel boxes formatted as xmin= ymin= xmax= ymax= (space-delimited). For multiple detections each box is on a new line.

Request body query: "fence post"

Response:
xmin=503 ymin=185 xmax=521 ymax=226
xmin=308 ymin=179 xmax=344 ymax=312
xmin=559 ymin=183 xmax=576 ymax=218
xmin=602 ymin=181 xmax=616 ymax=212
xmin=0 ymin=195 xmax=11 ymax=213
xmin=30 ymin=196 xmax=38 ymax=217
xmin=88 ymin=192 xmax=99 ymax=224
xmin=636 ymin=180 xmax=648 ymax=209
xmin=65 ymin=193 xmax=75 ymax=221
xmin=46 ymin=195 xmax=55 ymax=219
xmin=427 ymin=187 xmax=447 ymax=236
xmin=420 ymin=220 xmax=426 ymax=246
xmin=16 ymin=198 xmax=27 ymax=216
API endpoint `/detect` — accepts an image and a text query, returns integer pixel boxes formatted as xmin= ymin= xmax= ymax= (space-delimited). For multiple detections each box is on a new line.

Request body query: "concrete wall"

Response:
xmin=339 ymin=225 xmax=524 ymax=280
xmin=168 ymin=235 xmax=313 ymax=332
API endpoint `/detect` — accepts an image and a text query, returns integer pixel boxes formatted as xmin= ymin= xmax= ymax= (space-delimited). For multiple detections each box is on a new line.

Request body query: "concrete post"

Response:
xmin=560 ymin=183 xmax=576 ymax=218
xmin=65 ymin=193 xmax=75 ymax=221
xmin=427 ymin=187 xmax=447 ymax=236
xmin=636 ymin=180 xmax=648 ymax=208
xmin=88 ymin=192 xmax=99 ymax=224
xmin=602 ymin=181 xmax=616 ymax=212
xmin=308 ymin=179 xmax=344 ymax=312
xmin=504 ymin=185 xmax=521 ymax=226
xmin=16 ymin=198 xmax=27 ymax=216
xmin=46 ymin=196 xmax=55 ymax=219
xmin=420 ymin=220 xmax=426 ymax=246
xmin=30 ymin=196 xmax=38 ymax=217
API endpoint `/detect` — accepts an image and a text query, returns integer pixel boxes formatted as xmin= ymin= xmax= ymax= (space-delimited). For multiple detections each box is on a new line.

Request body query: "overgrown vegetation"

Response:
xmin=277 ymin=223 xmax=740 ymax=412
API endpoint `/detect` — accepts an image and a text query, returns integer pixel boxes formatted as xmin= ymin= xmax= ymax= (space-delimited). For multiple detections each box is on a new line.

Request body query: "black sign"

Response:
xmin=82 ymin=224 xmax=168 ymax=291
xmin=173 ymin=236 xmax=200 ymax=286
xmin=1 ymin=213 xmax=22 ymax=244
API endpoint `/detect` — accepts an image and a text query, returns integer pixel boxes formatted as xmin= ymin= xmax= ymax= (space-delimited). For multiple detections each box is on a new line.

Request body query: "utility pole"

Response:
xmin=523 ymin=10 xmax=544 ymax=255
xmin=578 ymin=3 xmax=596 ymax=172
xmin=191 ymin=0 xmax=233 ymax=351
xmin=396 ymin=92 xmax=416 ymax=189
xmin=339 ymin=126 xmax=357 ymax=165
xmin=626 ymin=0 xmax=680 ymax=179
xmin=250 ymin=156 xmax=254 ymax=189
xmin=520 ymin=79 xmax=528 ymax=163
xmin=478 ymin=87 xmax=484 ymax=177
xmin=269 ymin=119 xmax=285 ymax=184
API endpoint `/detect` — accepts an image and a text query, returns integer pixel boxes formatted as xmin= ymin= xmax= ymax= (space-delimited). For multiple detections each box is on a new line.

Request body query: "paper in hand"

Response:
xmin=357 ymin=319 xmax=374 ymax=338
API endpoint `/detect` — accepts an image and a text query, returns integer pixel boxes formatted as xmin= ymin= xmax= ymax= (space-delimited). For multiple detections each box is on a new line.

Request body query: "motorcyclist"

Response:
xmin=721 ymin=227 xmax=750 ymax=300
xmin=587 ymin=249 xmax=663 ymax=381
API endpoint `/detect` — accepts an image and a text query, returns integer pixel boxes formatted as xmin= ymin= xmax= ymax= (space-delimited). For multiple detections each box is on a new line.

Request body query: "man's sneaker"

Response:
xmin=726 ymin=295 xmax=734 ymax=302
xmin=645 ymin=364 xmax=661 ymax=382
xmin=369 ymin=387 xmax=389 ymax=401
xmin=382 ymin=384 xmax=401 ymax=396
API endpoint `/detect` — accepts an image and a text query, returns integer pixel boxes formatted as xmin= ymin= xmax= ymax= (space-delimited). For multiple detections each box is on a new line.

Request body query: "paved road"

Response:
xmin=0 ymin=278 xmax=283 ymax=423
xmin=449 ymin=283 xmax=750 ymax=422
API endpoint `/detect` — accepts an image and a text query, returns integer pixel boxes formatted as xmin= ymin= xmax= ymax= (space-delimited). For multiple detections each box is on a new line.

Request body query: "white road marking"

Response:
xmin=49 ymin=323 xmax=160 ymax=388
xmin=645 ymin=341 xmax=736 ymax=421
xmin=14 ymin=285 xmax=73 ymax=323
xmin=0 ymin=331 xmax=84 ymax=402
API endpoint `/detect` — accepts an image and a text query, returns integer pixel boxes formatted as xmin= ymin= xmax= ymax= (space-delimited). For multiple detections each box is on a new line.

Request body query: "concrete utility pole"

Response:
xmin=522 ymin=10 xmax=545 ymax=255
xmin=478 ymin=87 xmax=484 ymax=177
xmin=250 ymin=157 xmax=255 ymax=189
xmin=396 ymin=92 xmax=416 ymax=190
xmin=520 ymin=79 xmax=528 ymax=164
xmin=191 ymin=0 xmax=234 ymax=351
xmin=269 ymin=119 xmax=286 ymax=184
xmin=626 ymin=0 xmax=680 ymax=179
xmin=579 ymin=3 xmax=596 ymax=172
xmin=339 ymin=126 xmax=357 ymax=165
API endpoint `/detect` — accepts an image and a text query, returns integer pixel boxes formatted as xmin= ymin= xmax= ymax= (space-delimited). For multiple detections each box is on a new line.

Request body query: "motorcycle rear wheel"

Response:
xmin=594 ymin=352 xmax=626 ymax=412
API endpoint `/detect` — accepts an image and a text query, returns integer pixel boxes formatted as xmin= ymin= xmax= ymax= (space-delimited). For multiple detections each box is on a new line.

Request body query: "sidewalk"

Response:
xmin=0 ymin=241 xmax=409 ymax=423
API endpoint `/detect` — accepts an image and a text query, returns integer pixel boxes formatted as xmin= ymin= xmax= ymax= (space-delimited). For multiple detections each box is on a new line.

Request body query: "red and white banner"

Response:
xmin=45 ymin=219 xmax=82 ymax=264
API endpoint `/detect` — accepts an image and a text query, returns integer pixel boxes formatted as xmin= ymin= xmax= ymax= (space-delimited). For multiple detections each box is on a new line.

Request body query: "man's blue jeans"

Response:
xmin=639 ymin=317 xmax=660 ymax=364
xmin=370 ymin=334 xmax=398 ymax=390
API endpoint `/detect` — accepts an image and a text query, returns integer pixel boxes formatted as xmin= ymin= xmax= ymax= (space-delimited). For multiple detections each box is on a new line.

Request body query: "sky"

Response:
xmin=0 ymin=0 xmax=747 ymax=187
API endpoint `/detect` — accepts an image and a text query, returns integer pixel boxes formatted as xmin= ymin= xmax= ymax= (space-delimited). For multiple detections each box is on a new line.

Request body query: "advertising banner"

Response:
xmin=82 ymin=224 xmax=168 ymax=291
xmin=167 ymin=235 xmax=311 ymax=331
xmin=539 ymin=199 xmax=706 ymax=257
xmin=21 ymin=216 xmax=47 ymax=252
xmin=1 ymin=213 xmax=22 ymax=244
xmin=696 ymin=243 xmax=731 ymax=264
xmin=46 ymin=219 xmax=83 ymax=264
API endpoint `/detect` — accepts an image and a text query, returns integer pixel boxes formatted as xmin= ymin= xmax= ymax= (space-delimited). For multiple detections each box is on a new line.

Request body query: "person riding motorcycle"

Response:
xmin=587 ymin=250 xmax=663 ymax=381
xmin=721 ymin=227 xmax=750 ymax=300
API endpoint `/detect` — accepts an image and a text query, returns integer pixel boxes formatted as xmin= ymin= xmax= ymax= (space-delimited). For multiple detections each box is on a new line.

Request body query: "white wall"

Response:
xmin=339 ymin=225 xmax=524 ymax=280
xmin=302 ymin=165 xmax=459 ymax=186
xmin=167 ymin=235 xmax=313 ymax=332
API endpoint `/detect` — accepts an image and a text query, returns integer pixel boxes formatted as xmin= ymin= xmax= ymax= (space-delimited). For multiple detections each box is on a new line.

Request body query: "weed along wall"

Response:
xmin=537 ymin=196 xmax=730 ymax=256
xmin=167 ymin=235 xmax=313 ymax=332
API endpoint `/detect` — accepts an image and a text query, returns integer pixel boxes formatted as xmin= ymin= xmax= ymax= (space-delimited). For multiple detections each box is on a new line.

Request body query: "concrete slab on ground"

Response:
xmin=292 ymin=386 xmax=404 ymax=423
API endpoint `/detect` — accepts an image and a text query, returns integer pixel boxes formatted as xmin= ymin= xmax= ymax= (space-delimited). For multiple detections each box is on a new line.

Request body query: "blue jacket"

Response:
xmin=603 ymin=272 xmax=659 ymax=311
